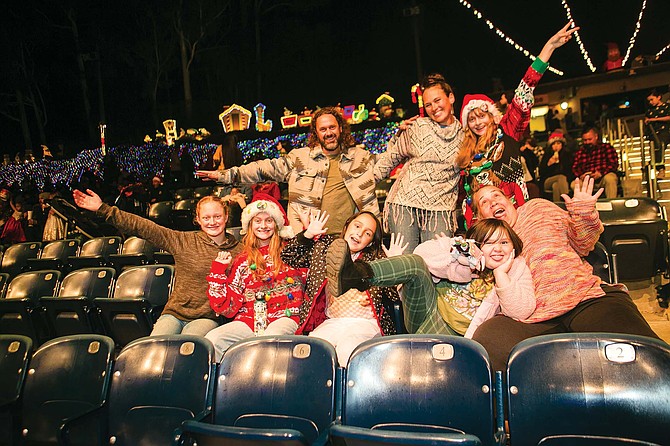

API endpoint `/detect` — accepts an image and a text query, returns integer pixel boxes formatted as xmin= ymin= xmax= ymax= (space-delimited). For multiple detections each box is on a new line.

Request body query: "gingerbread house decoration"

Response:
xmin=219 ymin=104 xmax=252 ymax=133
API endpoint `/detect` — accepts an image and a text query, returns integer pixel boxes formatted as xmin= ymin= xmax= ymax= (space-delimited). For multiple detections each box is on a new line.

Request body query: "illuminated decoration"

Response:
xmin=254 ymin=103 xmax=273 ymax=132
xmin=352 ymin=104 xmax=369 ymax=124
xmin=342 ymin=105 xmax=356 ymax=122
xmin=657 ymin=42 xmax=670 ymax=59
xmin=163 ymin=119 xmax=178 ymax=146
xmin=560 ymin=1 xmax=596 ymax=72
xmin=185 ymin=128 xmax=211 ymax=141
xmin=621 ymin=0 xmax=647 ymax=66
xmin=99 ymin=124 xmax=107 ymax=156
xmin=560 ymin=101 xmax=569 ymax=110
xmin=457 ymin=0 xmax=565 ymax=76
xmin=219 ymin=104 xmax=252 ymax=133
xmin=280 ymin=107 xmax=298 ymax=129
xmin=376 ymin=93 xmax=395 ymax=119
xmin=298 ymin=107 xmax=313 ymax=127
xmin=411 ymin=84 xmax=425 ymax=117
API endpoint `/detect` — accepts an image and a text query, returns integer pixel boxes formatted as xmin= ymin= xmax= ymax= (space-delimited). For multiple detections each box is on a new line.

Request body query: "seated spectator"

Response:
xmin=540 ymin=131 xmax=574 ymax=201
xmin=148 ymin=176 xmax=169 ymax=204
xmin=571 ymin=127 xmax=619 ymax=198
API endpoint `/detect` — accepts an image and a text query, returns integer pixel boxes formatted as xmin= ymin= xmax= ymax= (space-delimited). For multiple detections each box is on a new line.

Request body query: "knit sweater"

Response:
xmin=206 ymin=245 xmax=305 ymax=331
xmin=512 ymin=198 xmax=604 ymax=322
xmin=281 ymin=232 xmax=400 ymax=335
xmin=97 ymin=203 xmax=242 ymax=321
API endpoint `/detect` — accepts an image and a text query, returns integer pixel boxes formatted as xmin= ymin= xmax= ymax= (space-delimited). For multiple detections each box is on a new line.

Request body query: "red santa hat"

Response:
xmin=460 ymin=94 xmax=503 ymax=129
xmin=240 ymin=193 xmax=294 ymax=239
xmin=548 ymin=131 xmax=566 ymax=146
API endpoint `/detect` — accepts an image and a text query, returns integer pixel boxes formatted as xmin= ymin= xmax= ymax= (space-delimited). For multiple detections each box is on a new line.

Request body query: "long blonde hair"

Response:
xmin=242 ymin=217 xmax=285 ymax=281
xmin=456 ymin=108 xmax=498 ymax=168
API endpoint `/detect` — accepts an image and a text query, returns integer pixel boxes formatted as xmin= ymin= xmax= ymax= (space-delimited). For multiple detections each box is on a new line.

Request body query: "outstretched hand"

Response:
xmin=195 ymin=170 xmax=219 ymax=181
xmin=383 ymin=233 xmax=409 ymax=258
xmin=304 ymin=210 xmax=329 ymax=239
xmin=72 ymin=189 xmax=103 ymax=212
xmin=561 ymin=175 xmax=603 ymax=204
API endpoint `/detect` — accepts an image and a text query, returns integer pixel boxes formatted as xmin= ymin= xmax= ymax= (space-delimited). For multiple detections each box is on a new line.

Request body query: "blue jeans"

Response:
xmin=205 ymin=318 xmax=299 ymax=361
xmin=386 ymin=204 xmax=455 ymax=254
xmin=151 ymin=314 xmax=219 ymax=337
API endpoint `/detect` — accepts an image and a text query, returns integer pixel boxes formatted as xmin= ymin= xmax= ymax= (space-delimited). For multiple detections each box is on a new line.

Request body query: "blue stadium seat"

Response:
xmin=179 ymin=336 xmax=338 ymax=446
xmin=0 ymin=242 xmax=41 ymax=280
xmin=67 ymin=236 xmax=122 ymax=271
xmin=148 ymin=200 xmax=174 ymax=228
xmin=0 ymin=270 xmax=61 ymax=344
xmin=330 ymin=335 xmax=503 ymax=446
xmin=586 ymin=241 xmax=613 ymax=283
xmin=24 ymin=238 xmax=80 ymax=273
xmin=23 ymin=335 xmax=114 ymax=445
xmin=0 ymin=335 xmax=32 ymax=446
xmin=94 ymin=264 xmax=174 ymax=347
xmin=108 ymin=236 xmax=157 ymax=274
xmin=41 ymin=267 xmax=116 ymax=337
xmin=105 ymin=335 xmax=214 ymax=446
xmin=506 ymin=333 xmax=670 ymax=445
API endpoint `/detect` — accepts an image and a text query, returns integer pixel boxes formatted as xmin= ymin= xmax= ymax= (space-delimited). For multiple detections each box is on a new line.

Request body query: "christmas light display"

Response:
xmin=219 ymin=104 xmax=252 ymax=133
xmin=560 ymin=1 xmax=596 ymax=72
xmin=621 ymin=0 xmax=647 ymax=66
xmin=254 ymin=103 xmax=273 ymax=132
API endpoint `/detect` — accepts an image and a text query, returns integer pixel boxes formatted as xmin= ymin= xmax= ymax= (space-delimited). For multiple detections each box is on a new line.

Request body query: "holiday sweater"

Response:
xmin=374 ymin=118 xmax=463 ymax=232
xmin=281 ymin=232 xmax=400 ymax=335
xmin=96 ymin=203 xmax=242 ymax=322
xmin=206 ymin=245 xmax=306 ymax=332
xmin=512 ymin=198 xmax=605 ymax=322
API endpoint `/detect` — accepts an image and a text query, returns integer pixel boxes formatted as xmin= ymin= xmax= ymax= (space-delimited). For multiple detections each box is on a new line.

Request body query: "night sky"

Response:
xmin=1 ymin=0 xmax=668 ymax=156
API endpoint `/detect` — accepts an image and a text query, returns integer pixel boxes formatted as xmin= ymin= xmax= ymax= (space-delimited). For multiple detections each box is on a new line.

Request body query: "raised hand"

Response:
xmin=213 ymin=251 xmax=232 ymax=265
xmin=562 ymin=175 xmax=603 ymax=204
xmin=195 ymin=170 xmax=219 ymax=181
xmin=72 ymin=189 xmax=103 ymax=211
xmin=304 ymin=210 xmax=329 ymax=239
xmin=383 ymin=233 xmax=409 ymax=258
xmin=539 ymin=22 xmax=579 ymax=62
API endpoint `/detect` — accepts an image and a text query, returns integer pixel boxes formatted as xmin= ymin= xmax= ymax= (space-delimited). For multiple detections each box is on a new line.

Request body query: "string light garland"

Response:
xmin=456 ymin=0 xmax=565 ymax=76
xmin=621 ymin=0 xmax=647 ymax=66
xmin=655 ymin=42 xmax=670 ymax=60
xmin=560 ymin=1 xmax=596 ymax=72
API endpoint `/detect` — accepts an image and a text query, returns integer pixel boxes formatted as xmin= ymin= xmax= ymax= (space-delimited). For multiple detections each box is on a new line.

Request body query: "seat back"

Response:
xmin=108 ymin=237 xmax=157 ymax=273
xmin=79 ymin=236 xmax=122 ymax=258
xmin=0 ymin=272 xmax=9 ymax=299
xmin=342 ymin=335 xmax=497 ymax=445
xmin=120 ymin=236 xmax=155 ymax=257
xmin=173 ymin=188 xmax=195 ymax=201
xmin=585 ymin=241 xmax=613 ymax=283
xmin=0 ymin=335 xmax=32 ymax=445
xmin=0 ymin=242 xmax=41 ymax=279
xmin=171 ymin=199 xmax=199 ymax=231
xmin=506 ymin=333 xmax=670 ymax=446
xmin=147 ymin=201 xmax=174 ymax=228
xmin=4 ymin=270 xmax=61 ymax=302
xmin=40 ymin=239 xmax=80 ymax=260
xmin=21 ymin=335 xmax=114 ymax=445
xmin=107 ymin=335 xmax=215 ymax=446
xmin=58 ymin=267 xmax=116 ymax=300
xmin=214 ymin=336 xmax=338 ymax=444
xmin=95 ymin=265 xmax=174 ymax=346
xmin=193 ymin=186 xmax=214 ymax=199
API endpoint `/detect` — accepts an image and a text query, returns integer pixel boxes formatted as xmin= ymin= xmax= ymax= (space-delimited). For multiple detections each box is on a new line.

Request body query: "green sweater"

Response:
xmin=98 ymin=204 xmax=241 ymax=321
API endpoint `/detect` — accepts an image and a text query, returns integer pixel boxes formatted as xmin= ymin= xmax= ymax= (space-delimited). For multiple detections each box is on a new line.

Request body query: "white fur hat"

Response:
xmin=240 ymin=193 xmax=294 ymax=239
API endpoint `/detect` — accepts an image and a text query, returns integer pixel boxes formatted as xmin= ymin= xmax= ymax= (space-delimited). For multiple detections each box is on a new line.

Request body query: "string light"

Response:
xmin=621 ymin=0 xmax=647 ymax=66
xmin=560 ymin=1 xmax=596 ymax=72
xmin=655 ymin=42 xmax=670 ymax=60
xmin=456 ymin=0 xmax=565 ymax=76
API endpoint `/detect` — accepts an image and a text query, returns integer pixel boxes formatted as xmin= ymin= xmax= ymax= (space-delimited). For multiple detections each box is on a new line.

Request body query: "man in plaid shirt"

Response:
xmin=571 ymin=127 xmax=619 ymax=198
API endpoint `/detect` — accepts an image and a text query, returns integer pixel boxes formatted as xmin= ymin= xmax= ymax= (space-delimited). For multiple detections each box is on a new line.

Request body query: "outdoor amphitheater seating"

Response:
xmin=506 ymin=333 xmax=670 ymax=445
xmin=172 ymin=198 xmax=199 ymax=231
xmin=147 ymin=200 xmax=174 ymax=228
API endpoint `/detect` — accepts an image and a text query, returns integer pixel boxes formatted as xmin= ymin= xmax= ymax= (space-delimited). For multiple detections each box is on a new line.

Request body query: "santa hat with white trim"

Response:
xmin=240 ymin=193 xmax=294 ymax=239
xmin=460 ymin=94 xmax=503 ymax=129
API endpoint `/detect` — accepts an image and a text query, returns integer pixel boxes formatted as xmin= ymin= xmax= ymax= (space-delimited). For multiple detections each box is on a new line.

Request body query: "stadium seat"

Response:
xmin=0 ymin=335 xmax=32 ymax=446
xmin=22 ymin=334 xmax=114 ymax=445
xmin=0 ymin=242 xmax=41 ymax=280
xmin=173 ymin=188 xmax=195 ymax=201
xmin=147 ymin=200 xmax=174 ymax=228
xmin=329 ymin=335 xmax=503 ymax=446
xmin=506 ymin=333 xmax=670 ymax=445
xmin=94 ymin=264 xmax=174 ymax=347
xmin=179 ymin=336 xmax=338 ymax=446
xmin=0 ymin=273 xmax=9 ymax=299
xmin=585 ymin=241 xmax=613 ymax=283
xmin=67 ymin=236 xmax=122 ymax=271
xmin=107 ymin=236 xmax=157 ymax=273
xmin=104 ymin=335 xmax=214 ymax=446
xmin=0 ymin=270 xmax=61 ymax=344
xmin=25 ymin=238 xmax=80 ymax=273
xmin=40 ymin=267 xmax=116 ymax=337
xmin=172 ymin=199 xmax=199 ymax=231
xmin=193 ymin=186 xmax=214 ymax=199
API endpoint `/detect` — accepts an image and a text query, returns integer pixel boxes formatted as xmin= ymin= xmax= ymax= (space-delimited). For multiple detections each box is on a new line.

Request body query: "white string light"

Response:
xmin=560 ymin=0 xmax=596 ymax=72
xmin=621 ymin=0 xmax=647 ymax=66
xmin=456 ymin=0 xmax=565 ymax=76
xmin=656 ymin=42 xmax=670 ymax=60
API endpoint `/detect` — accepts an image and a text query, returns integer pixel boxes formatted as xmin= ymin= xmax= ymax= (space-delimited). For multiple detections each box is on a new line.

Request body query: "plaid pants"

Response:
xmin=369 ymin=254 xmax=458 ymax=336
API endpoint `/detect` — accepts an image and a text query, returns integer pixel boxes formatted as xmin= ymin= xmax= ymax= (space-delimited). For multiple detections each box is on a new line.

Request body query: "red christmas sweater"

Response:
xmin=206 ymin=245 xmax=306 ymax=331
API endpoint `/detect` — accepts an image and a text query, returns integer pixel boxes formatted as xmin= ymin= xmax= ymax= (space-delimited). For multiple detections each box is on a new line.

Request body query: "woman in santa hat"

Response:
xmin=540 ymin=130 xmax=574 ymax=202
xmin=204 ymin=194 xmax=306 ymax=361
xmin=458 ymin=22 xmax=578 ymax=226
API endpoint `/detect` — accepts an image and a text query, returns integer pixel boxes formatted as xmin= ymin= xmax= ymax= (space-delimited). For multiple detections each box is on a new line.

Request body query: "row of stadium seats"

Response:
xmin=0 ymin=265 xmax=174 ymax=347
xmin=0 ymin=333 xmax=668 ymax=446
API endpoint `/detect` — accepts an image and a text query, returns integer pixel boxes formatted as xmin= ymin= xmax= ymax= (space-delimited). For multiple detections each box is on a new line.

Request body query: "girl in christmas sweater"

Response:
xmin=205 ymin=194 xmax=306 ymax=361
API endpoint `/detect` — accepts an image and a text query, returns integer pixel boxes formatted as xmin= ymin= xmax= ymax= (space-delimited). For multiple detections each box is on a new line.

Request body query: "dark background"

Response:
xmin=1 ymin=0 xmax=668 ymax=157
